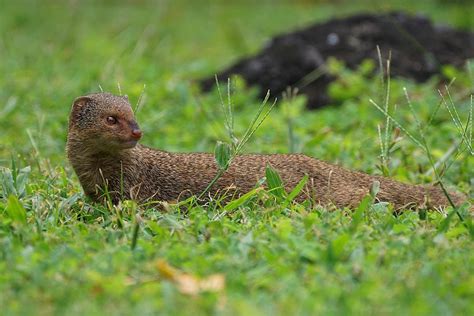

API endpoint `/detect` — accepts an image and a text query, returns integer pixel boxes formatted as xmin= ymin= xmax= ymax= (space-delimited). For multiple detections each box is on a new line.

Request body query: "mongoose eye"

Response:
xmin=106 ymin=116 xmax=117 ymax=125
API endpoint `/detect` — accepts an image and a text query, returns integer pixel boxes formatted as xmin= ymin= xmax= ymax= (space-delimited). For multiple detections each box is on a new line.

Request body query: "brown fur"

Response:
xmin=67 ymin=92 xmax=467 ymax=210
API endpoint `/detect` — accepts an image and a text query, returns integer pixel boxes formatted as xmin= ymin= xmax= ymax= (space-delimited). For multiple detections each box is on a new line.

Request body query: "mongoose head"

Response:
xmin=68 ymin=92 xmax=142 ymax=152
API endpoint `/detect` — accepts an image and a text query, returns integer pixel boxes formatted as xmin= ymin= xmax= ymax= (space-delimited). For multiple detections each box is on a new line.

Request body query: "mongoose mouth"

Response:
xmin=121 ymin=140 xmax=139 ymax=148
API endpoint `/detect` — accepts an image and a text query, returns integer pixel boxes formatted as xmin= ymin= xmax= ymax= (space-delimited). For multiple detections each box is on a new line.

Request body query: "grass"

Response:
xmin=0 ymin=0 xmax=473 ymax=315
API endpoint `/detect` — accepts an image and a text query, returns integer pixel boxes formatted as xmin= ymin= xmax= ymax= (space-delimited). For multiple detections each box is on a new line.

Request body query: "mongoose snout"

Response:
xmin=66 ymin=92 xmax=468 ymax=210
xmin=130 ymin=127 xmax=143 ymax=140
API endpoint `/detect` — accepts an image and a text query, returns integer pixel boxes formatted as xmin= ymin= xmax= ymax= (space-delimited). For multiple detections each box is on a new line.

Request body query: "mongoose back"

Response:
xmin=67 ymin=92 xmax=467 ymax=210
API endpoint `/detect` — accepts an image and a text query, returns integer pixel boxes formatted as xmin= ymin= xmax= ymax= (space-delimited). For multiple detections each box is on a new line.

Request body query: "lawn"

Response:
xmin=0 ymin=0 xmax=473 ymax=315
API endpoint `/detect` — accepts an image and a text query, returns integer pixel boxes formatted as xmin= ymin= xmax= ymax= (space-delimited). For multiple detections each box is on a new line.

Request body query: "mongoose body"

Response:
xmin=67 ymin=92 xmax=466 ymax=210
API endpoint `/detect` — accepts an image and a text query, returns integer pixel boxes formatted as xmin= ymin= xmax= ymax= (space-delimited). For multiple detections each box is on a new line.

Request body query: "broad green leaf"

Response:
xmin=15 ymin=166 xmax=31 ymax=198
xmin=285 ymin=174 xmax=309 ymax=204
xmin=275 ymin=218 xmax=293 ymax=239
xmin=0 ymin=167 xmax=15 ymax=197
xmin=332 ymin=233 xmax=350 ymax=259
xmin=352 ymin=195 xmax=372 ymax=230
xmin=6 ymin=194 xmax=26 ymax=225
xmin=214 ymin=141 xmax=232 ymax=170
xmin=437 ymin=207 xmax=457 ymax=233
xmin=0 ymin=165 xmax=30 ymax=198
xmin=392 ymin=223 xmax=411 ymax=234
xmin=265 ymin=164 xmax=286 ymax=200
xmin=224 ymin=187 xmax=261 ymax=211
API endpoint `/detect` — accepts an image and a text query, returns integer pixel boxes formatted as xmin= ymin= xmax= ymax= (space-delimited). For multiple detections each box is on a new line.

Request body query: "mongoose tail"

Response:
xmin=267 ymin=156 xmax=468 ymax=210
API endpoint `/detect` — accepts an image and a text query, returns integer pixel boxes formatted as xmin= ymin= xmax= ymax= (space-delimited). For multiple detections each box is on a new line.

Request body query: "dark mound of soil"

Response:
xmin=199 ymin=12 xmax=474 ymax=109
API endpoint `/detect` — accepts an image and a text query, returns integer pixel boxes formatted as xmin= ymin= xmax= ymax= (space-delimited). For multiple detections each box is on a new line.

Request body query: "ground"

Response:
xmin=0 ymin=1 xmax=473 ymax=315
xmin=199 ymin=11 xmax=474 ymax=108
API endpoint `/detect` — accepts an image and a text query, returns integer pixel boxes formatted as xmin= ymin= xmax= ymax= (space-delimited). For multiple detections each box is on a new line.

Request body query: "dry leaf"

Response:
xmin=156 ymin=260 xmax=225 ymax=295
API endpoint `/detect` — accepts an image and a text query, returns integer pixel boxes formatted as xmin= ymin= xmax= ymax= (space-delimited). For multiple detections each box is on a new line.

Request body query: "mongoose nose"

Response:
xmin=131 ymin=129 xmax=142 ymax=140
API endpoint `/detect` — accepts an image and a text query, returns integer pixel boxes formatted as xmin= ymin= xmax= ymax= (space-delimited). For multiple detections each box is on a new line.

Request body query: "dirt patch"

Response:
xmin=199 ymin=12 xmax=474 ymax=109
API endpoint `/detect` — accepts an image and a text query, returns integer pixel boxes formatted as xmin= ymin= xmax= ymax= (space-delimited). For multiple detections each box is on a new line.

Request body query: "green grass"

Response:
xmin=0 ymin=0 xmax=473 ymax=315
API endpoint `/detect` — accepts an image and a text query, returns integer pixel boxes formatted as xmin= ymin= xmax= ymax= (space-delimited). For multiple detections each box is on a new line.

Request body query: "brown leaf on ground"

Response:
xmin=156 ymin=259 xmax=225 ymax=295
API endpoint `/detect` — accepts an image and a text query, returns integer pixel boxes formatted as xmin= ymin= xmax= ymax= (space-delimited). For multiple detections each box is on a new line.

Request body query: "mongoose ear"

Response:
xmin=71 ymin=96 xmax=92 ymax=120
xmin=73 ymin=96 xmax=91 ymax=108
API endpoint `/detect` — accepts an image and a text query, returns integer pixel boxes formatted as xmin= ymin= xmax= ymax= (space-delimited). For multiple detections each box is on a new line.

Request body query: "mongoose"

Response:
xmin=67 ymin=92 xmax=467 ymax=210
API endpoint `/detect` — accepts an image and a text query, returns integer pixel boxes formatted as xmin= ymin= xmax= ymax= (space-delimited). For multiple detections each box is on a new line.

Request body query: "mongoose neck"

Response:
xmin=67 ymin=135 xmax=142 ymax=198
